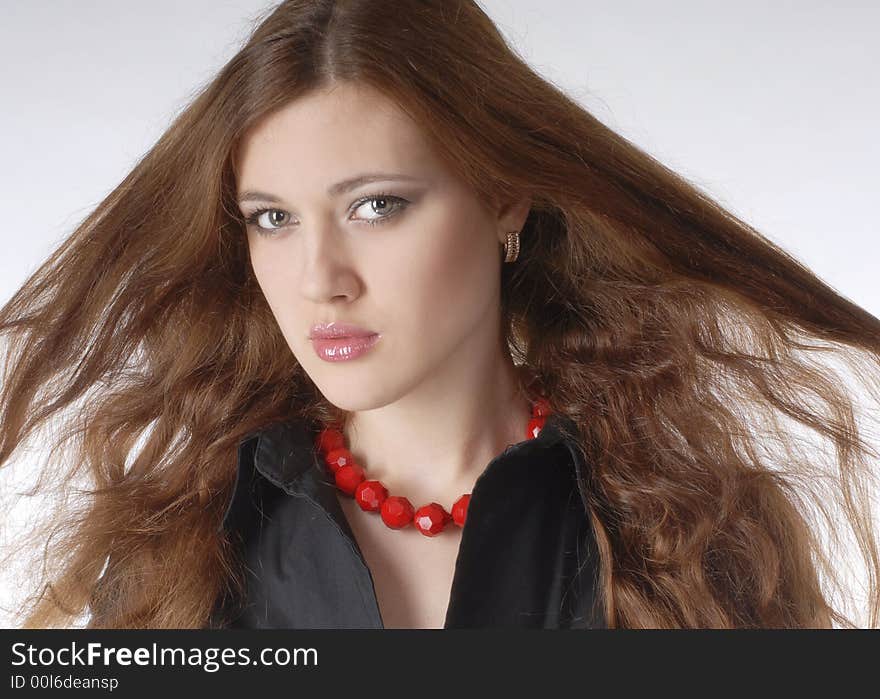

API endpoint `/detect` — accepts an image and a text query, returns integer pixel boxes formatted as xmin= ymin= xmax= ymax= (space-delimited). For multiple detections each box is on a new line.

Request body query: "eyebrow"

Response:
xmin=237 ymin=173 xmax=425 ymax=204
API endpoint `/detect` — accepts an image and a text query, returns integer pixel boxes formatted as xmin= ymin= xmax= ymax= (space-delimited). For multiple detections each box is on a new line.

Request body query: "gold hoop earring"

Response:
xmin=502 ymin=230 xmax=520 ymax=263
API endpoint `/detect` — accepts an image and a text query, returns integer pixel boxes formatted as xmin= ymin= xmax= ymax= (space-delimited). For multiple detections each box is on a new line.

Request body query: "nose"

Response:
xmin=298 ymin=218 xmax=361 ymax=303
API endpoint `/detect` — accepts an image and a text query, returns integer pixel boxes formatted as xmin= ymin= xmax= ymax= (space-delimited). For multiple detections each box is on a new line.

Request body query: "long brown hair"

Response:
xmin=2 ymin=0 xmax=878 ymax=628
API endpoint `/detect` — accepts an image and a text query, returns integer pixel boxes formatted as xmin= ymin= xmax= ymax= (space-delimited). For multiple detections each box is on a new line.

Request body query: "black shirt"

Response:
xmin=214 ymin=410 xmax=605 ymax=629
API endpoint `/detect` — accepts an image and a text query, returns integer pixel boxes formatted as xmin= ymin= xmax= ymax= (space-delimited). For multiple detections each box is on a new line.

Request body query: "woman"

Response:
xmin=2 ymin=0 xmax=878 ymax=628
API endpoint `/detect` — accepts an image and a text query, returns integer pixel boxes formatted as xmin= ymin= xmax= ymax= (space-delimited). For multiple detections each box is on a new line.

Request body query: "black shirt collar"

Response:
xmin=220 ymin=409 xmax=587 ymax=533
xmin=215 ymin=410 xmax=603 ymax=628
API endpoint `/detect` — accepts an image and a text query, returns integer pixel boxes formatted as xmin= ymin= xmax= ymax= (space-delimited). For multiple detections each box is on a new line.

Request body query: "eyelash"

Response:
xmin=243 ymin=192 xmax=410 ymax=237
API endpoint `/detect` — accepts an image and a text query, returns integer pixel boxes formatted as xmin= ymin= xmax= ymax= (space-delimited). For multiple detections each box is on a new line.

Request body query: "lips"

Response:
xmin=311 ymin=333 xmax=381 ymax=362
xmin=309 ymin=321 xmax=377 ymax=340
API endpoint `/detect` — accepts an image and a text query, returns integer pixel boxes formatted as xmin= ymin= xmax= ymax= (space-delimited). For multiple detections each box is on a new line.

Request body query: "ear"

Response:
xmin=494 ymin=194 xmax=532 ymax=245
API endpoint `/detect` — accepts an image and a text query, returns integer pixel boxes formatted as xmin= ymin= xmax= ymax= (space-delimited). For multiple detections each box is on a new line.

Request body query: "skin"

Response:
xmin=235 ymin=80 xmax=532 ymax=626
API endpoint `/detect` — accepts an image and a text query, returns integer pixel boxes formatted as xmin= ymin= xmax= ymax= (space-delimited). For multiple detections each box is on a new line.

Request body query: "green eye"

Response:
xmin=243 ymin=193 xmax=411 ymax=238
xmin=244 ymin=208 xmax=290 ymax=232
xmin=350 ymin=194 xmax=409 ymax=226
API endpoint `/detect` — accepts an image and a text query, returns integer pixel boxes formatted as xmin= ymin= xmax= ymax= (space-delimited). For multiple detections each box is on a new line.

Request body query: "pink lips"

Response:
xmin=309 ymin=322 xmax=376 ymax=339
xmin=309 ymin=322 xmax=380 ymax=362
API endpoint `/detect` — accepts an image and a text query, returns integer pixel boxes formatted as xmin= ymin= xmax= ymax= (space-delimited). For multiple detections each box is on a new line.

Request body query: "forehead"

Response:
xmin=236 ymin=82 xmax=440 ymax=185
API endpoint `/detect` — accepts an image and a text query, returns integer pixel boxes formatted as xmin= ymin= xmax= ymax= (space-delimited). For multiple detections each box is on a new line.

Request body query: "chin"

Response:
xmin=313 ymin=375 xmax=397 ymax=414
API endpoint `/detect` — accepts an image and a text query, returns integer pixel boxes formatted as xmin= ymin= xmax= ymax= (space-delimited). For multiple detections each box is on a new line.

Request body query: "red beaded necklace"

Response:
xmin=314 ymin=397 xmax=553 ymax=537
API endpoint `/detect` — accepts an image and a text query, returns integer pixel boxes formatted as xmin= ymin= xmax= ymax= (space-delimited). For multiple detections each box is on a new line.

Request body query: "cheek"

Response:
xmin=249 ymin=247 xmax=285 ymax=308
xmin=375 ymin=206 xmax=499 ymax=337
xmin=249 ymin=246 xmax=306 ymax=341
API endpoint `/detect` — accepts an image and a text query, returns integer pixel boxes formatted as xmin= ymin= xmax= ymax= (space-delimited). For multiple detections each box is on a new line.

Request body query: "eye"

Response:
xmin=349 ymin=193 xmax=409 ymax=226
xmin=243 ymin=207 xmax=291 ymax=235
xmin=242 ymin=192 xmax=410 ymax=237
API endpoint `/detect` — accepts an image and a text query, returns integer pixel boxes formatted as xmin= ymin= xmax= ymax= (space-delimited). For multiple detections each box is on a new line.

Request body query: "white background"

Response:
xmin=1 ymin=1 xmax=878 ymax=627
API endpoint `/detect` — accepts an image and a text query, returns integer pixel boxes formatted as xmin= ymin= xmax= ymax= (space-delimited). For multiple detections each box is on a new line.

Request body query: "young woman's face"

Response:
xmin=235 ymin=81 xmax=528 ymax=412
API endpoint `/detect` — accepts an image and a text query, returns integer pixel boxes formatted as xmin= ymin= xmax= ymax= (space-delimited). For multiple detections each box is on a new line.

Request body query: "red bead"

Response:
xmin=526 ymin=416 xmax=546 ymax=439
xmin=413 ymin=503 xmax=452 ymax=537
xmin=315 ymin=403 xmax=546 ymax=540
xmin=355 ymin=480 xmax=388 ymax=512
xmin=335 ymin=463 xmax=365 ymax=495
xmin=381 ymin=496 xmax=414 ymax=529
xmin=316 ymin=428 xmax=345 ymax=454
xmin=451 ymin=494 xmax=471 ymax=527
xmin=325 ymin=447 xmax=355 ymax=474
xmin=532 ymin=397 xmax=552 ymax=417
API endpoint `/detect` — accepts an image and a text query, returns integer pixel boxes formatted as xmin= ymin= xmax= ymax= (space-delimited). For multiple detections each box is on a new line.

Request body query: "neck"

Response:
xmin=341 ymin=356 xmax=532 ymax=507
